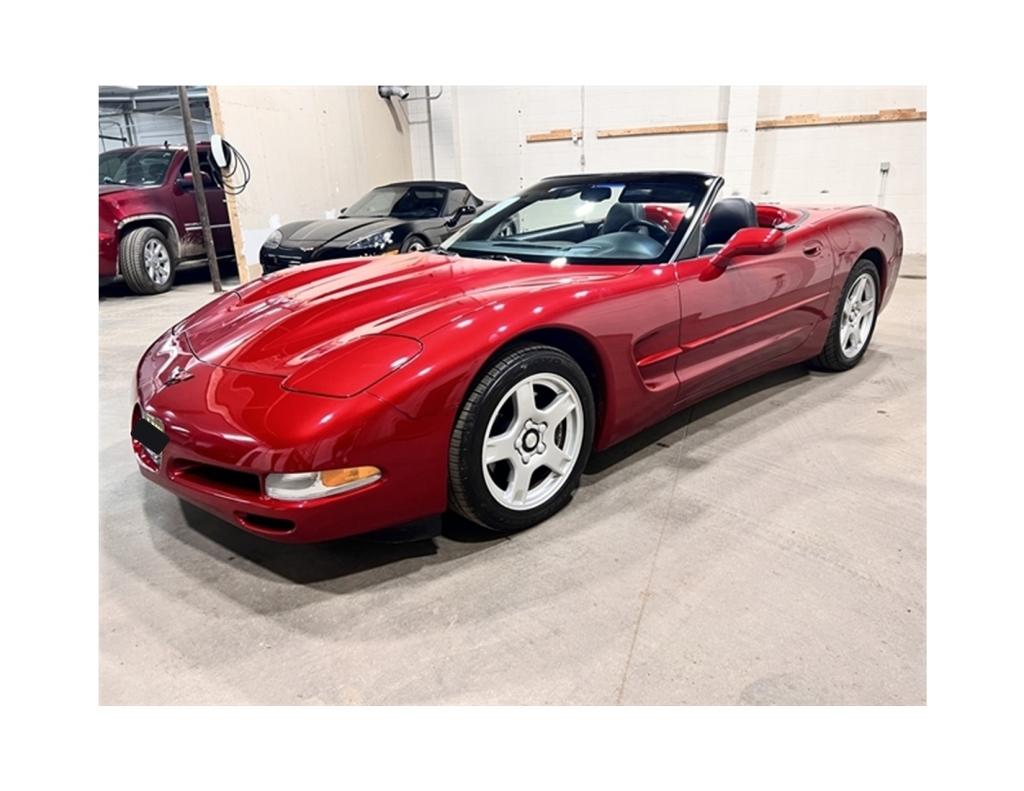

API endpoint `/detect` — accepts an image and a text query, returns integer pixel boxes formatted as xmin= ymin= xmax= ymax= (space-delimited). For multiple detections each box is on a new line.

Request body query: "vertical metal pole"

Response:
xmin=579 ymin=86 xmax=586 ymax=171
xmin=123 ymin=111 xmax=135 ymax=146
xmin=424 ymin=85 xmax=436 ymax=179
xmin=177 ymin=86 xmax=222 ymax=292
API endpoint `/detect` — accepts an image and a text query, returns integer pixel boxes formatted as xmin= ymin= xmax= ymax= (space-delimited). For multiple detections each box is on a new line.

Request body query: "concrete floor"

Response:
xmin=99 ymin=258 xmax=926 ymax=705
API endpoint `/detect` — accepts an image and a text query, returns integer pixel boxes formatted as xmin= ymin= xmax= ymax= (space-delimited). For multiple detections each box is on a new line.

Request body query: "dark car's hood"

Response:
xmin=280 ymin=216 xmax=399 ymax=248
xmin=181 ymin=252 xmax=635 ymax=378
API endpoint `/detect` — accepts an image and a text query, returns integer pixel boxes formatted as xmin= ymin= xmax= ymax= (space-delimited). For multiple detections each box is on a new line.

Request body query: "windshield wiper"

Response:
xmin=479 ymin=253 xmax=521 ymax=262
xmin=446 ymin=248 xmax=520 ymax=262
xmin=490 ymin=240 xmax=551 ymax=247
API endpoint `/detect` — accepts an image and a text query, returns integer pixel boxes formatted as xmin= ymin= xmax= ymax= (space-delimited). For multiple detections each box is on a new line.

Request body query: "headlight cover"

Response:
xmin=281 ymin=334 xmax=422 ymax=398
xmin=264 ymin=229 xmax=283 ymax=249
xmin=266 ymin=466 xmax=382 ymax=501
xmin=346 ymin=229 xmax=394 ymax=251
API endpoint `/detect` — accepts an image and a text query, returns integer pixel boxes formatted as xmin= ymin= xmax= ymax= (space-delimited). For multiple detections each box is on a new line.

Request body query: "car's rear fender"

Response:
xmin=825 ymin=207 xmax=903 ymax=314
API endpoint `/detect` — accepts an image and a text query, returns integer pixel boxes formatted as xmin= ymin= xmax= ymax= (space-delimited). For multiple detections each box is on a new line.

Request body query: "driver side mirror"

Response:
xmin=175 ymin=172 xmax=214 ymax=191
xmin=446 ymin=203 xmax=476 ymax=227
xmin=709 ymin=227 xmax=785 ymax=268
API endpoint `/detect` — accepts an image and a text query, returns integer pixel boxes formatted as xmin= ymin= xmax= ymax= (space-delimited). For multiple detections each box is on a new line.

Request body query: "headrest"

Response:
xmin=602 ymin=202 xmax=643 ymax=233
xmin=703 ymin=197 xmax=757 ymax=247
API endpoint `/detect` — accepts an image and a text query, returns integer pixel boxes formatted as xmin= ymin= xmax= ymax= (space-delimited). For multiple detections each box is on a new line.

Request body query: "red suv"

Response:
xmin=99 ymin=144 xmax=234 ymax=294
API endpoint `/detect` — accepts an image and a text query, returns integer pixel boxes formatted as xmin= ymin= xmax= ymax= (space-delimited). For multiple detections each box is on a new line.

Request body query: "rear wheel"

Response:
xmin=119 ymin=227 xmax=176 ymax=295
xmin=813 ymin=259 xmax=879 ymax=371
xmin=448 ymin=344 xmax=595 ymax=533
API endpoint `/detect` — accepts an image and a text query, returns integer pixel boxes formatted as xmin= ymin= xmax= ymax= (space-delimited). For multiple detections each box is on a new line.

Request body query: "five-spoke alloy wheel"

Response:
xmin=814 ymin=258 xmax=880 ymax=371
xmin=480 ymin=372 xmax=584 ymax=511
xmin=839 ymin=272 xmax=876 ymax=359
xmin=449 ymin=344 xmax=595 ymax=532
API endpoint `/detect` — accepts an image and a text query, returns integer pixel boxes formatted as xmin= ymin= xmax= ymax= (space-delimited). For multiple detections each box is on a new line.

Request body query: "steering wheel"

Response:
xmin=617 ymin=219 xmax=671 ymax=244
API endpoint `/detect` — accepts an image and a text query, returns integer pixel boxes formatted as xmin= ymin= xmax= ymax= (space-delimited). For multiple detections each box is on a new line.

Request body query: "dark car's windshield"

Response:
xmin=443 ymin=174 xmax=714 ymax=264
xmin=345 ymin=185 xmax=449 ymax=219
xmin=99 ymin=149 xmax=175 ymax=187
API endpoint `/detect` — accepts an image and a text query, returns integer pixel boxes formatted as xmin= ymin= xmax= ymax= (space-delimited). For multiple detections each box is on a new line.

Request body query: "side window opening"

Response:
xmin=392 ymin=188 xmax=447 ymax=219
xmin=180 ymin=151 xmax=217 ymax=188
xmin=446 ymin=188 xmax=470 ymax=215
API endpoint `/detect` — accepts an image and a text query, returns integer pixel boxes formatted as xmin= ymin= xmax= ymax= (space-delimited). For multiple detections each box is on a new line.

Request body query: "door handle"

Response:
xmin=803 ymin=243 xmax=823 ymax=257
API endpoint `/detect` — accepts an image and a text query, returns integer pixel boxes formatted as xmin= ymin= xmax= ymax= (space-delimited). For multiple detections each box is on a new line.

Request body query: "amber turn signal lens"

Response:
xmin=265 ymin=466 xmax=382 ymax=501
xmin=320 ymin=466 xmax=382 ymax=488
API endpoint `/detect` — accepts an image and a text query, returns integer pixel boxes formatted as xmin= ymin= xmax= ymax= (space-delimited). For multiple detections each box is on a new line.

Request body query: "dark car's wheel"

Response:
xmin=119 ymin=227 xmax=176 ymax=295
xmin=448 ymin=344 xmax=595 ymax=533
xmin=401 ymin=235 xmax=428 ymax=253
xmin=813 ymin=258 xmax=880 ymax=371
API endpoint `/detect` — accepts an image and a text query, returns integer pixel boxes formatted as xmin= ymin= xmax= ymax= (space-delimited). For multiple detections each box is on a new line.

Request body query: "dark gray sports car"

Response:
xmin=260 ymin=180 xmax=488 ymax=272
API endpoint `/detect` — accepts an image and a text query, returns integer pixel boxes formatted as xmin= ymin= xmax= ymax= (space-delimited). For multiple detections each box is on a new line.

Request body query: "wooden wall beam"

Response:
xmin=525 ymin=128 xmax=579 ymax=143
xmin=756 ymin=107 xmax=927 ymax=130
xmin=596 ymin=121 xmax=727 ymax=139
xmin=526 ymin=106 xmax=925 ymax=145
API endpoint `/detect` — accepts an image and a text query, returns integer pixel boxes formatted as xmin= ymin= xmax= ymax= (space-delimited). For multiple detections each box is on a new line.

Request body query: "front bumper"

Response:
xmin=99 ymin=232 xmax=118 ymax=278
xmin=259 ymin=245 xmax=398 ymax=274
xmin=134 ymin=432 xmax=407 ymax=542
xmin=259 ymin=247 xmax=309 ymax=274
xmin=133 ymin=330 xmax=449 ymax=543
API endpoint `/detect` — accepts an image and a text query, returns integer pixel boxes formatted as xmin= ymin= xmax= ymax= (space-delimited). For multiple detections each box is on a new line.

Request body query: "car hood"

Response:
xmin=98 ymin=184 xmax=139 ymax=199
xmin=180 ymin=252 xmax=635 ymax=379
xmin=280 ymin=217 xmax=399 ymax=248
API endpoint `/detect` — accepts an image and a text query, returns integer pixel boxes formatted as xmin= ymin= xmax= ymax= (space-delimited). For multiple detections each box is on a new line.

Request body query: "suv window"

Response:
xmin=99 ymin=149 xmax=175 ymax=186
xmin=179 ymin=151 xmax=218 ymax=187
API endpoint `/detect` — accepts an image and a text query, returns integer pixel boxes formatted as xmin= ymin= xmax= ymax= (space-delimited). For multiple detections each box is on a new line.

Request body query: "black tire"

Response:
xmin=812 ymin=258 xmax=880 ymax=371
xmin=119 ymin=227 xmax=176 ymax=295
xmin=448 ymin=344 xmax=596 ymax=533
xmin=400 ymin=235 xmax=429 ymax=253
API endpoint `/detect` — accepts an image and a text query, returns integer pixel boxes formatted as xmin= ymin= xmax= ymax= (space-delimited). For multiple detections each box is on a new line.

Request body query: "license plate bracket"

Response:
xmin=132 ymin=415 xmax=169 ymax=455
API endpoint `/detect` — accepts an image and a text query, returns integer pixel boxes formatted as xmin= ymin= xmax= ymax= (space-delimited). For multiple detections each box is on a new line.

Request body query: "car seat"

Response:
xmin=701 ymin=197 xmax=757 ymax=255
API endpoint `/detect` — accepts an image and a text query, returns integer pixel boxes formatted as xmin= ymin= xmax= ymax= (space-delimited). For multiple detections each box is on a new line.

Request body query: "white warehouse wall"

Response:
xmin=411 ymin=86 xmax=729 ymax=197
xmin=408 ymin=85 xmax=926 ymax=253
xmin=752 ymin=86 xmax=926 ymax=254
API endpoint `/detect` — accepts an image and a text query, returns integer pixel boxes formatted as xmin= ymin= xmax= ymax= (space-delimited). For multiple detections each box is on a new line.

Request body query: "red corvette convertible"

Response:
xmin=132 ymin=171 xmax=902 ymax=542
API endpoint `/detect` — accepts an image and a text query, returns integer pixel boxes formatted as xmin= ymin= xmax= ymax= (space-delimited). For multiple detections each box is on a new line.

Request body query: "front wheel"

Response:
xmin=400 ymin=235 xmax=428 ymax=253
xmin=813 ymin=259 xmax=880 ymax=371
xmin=119 ymin=227 xmax=176 ymax=295
xmin=448 ymin=344 xmax=595 ymax=533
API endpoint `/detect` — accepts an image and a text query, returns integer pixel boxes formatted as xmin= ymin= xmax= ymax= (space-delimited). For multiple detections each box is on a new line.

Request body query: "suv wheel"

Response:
xmin=119 ymin=227 xmax=176 ymax=295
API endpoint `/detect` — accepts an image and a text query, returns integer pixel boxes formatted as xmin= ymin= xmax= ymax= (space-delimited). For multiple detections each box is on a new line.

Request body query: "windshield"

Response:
xmin=99 ymin=149 xmax=175 ymax=186
xmin=345 ymin=185 xmax=449 ymax=219
xmin=443 ymin=174 xmax=712 ymax=263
